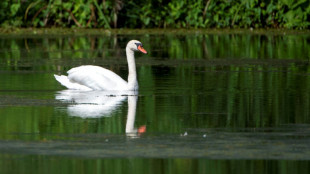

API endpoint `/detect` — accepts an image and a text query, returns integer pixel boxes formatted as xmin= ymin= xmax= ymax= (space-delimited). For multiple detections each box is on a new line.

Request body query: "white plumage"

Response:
xmin=54 ymin=40 xmax=147 ymax=91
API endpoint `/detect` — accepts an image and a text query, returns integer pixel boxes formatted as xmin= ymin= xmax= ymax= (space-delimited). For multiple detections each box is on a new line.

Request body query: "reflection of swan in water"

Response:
xmin=55 ymin=90 xmax=128 ymax=118
xmin=55 ymin=90 xmax=145 ymax=134
xmin=125 ymin=95 xmax=146 ymax=135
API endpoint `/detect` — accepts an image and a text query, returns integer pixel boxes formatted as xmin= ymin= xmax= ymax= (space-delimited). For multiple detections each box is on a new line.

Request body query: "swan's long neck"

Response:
xmin=126 ymin=47 xmax=138 ymax=90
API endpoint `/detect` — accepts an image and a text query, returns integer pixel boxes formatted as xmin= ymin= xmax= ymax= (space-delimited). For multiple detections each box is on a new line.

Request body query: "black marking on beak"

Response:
xmin=135 ymin=43 xmax=142 ymax=48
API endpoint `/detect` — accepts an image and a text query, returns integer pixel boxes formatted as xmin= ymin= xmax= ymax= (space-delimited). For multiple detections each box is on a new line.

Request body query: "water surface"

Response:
xmin=0 ymin=30 xmax=310 ymax=173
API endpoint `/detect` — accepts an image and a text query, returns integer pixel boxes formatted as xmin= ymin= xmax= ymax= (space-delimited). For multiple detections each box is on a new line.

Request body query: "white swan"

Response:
xmin=54 ymin=40 xmax=147 ymax=91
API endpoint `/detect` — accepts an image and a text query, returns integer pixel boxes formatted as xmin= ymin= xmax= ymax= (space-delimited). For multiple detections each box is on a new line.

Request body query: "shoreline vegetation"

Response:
xmin=0 ymin=28 xmax=310 ymax=36
xmin=0 ymin=0 xmax=309 ymax=30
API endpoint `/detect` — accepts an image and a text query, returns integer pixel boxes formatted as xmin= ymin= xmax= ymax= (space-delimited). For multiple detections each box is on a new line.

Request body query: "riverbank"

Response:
xmin=0 ymin=28 xmax=309 ymax=37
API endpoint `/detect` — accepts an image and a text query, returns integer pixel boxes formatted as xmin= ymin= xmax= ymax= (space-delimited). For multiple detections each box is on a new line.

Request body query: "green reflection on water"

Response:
xmin=0 ymin=31 xmax=310 ymax=173
xmin=0 ymin=33 xmax=309 ymax=131
xmin=0 ymin=155 xmax=309 ymax=174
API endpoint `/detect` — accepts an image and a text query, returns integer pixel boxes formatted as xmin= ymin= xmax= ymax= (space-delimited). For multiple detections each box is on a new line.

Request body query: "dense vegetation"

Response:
xmin=0 ymin=0 xmax=309 ymax=29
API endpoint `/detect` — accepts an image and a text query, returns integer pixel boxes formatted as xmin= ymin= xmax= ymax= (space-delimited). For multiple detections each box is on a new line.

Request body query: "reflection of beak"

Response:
xmin=138 ymin=125 xmax=146 ymax=134
xmin=138 ymin=45 xmax=147 ymax=54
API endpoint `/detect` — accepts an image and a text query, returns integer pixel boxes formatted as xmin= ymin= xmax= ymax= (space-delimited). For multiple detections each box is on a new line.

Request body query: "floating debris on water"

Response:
xmin=180 ymin=132 xmax=188 ymax=137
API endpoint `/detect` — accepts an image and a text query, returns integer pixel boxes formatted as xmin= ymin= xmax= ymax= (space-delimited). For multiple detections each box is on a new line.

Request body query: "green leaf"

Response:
xmin=10 ymin=4 xmax=20 ymax=16
xmin=54 ymin=0 xmax=62 ymax=6
xmin=292 ymin=0 xmax=307 ymax=9
xmin=63 ymin=2 xmax=72 ymax=9
xmin=93 ymin=0 xmax=111 ymax=28
xmin=279 ymin=0 xmax=292 ymax=7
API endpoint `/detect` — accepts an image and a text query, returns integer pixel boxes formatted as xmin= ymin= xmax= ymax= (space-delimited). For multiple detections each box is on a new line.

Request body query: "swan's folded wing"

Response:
xmin=67 ymin=65 xmax=128 ymax=90
xmin=54 ymin=74 xmax=92 ymax=90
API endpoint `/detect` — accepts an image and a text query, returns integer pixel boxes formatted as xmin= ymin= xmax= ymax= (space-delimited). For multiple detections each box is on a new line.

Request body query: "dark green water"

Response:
xmin=0 ymin=31 xmax=310 ymax=173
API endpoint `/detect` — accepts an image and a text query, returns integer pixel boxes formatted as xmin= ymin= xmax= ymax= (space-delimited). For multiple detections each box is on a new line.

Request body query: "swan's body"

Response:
xmin=54 ymin=40 xmax=147 ymax=91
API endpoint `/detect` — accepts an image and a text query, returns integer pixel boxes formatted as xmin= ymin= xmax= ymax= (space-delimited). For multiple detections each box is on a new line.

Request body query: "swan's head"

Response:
xmin=127 ymin=40 xmax=147 ymax=54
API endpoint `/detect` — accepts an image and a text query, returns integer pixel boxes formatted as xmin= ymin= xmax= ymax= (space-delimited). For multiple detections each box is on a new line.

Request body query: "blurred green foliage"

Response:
xmin=0 ymin=0 xmax=309 ymax=29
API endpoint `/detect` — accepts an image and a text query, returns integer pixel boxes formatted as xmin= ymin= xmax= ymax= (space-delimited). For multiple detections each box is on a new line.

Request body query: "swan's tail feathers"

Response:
xmin=54 ymin=74 xmax=91 ymax=90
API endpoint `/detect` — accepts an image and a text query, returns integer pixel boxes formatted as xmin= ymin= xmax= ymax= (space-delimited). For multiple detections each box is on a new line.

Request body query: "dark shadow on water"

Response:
xmin=0 ymin=124 xmax=309 ymax=160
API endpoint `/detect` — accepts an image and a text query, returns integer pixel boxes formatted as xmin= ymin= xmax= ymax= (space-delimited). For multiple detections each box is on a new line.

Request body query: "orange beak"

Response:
xmin=138 ymin=45 xmax=147 ymax=54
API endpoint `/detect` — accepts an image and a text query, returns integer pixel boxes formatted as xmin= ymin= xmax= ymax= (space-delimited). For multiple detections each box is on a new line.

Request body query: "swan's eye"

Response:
xmin=135 ymin=43 xmax=142 ymax=48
